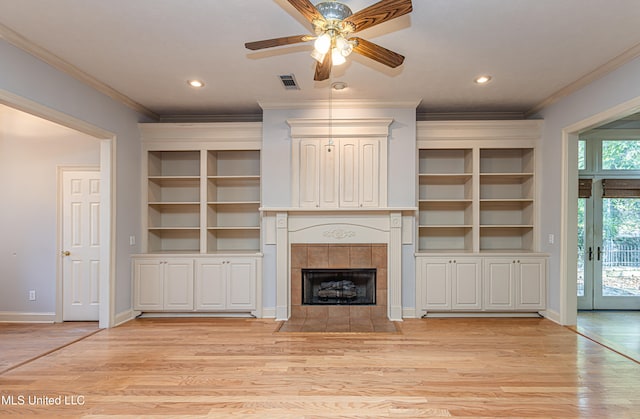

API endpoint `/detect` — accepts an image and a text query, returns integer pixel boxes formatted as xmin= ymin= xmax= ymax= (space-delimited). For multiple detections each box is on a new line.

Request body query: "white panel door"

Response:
xmin=319 ymin=140 xmax=339 ymax=208
xmin=195 ymin=259 xmax=226 ymax=310
xmin=452 ymin=258 xmax=482 ymax=310
xmin=133 ymin=259 xmax=164 ymax=310
xmin=299 ymin=140 xmax=320 ymax=207
xmin=483 ymin=258 xmax=516 ymax=310
xmin=359 ymin=139 xmax=379 ymax=207
xmin=62 ymin=170 xmax=100 ymax=321
xmin=421 ymin=258 xmax=451 ymax=310
xmin=227 ymin=258 xmax=256 ymax=310
xmin=163 ymin=259 xmax=194 ymax=310
xmin=339 ymin=139 xmax=359 ymax=207
xmin=516 ymin=258 xmax=546 ymax=310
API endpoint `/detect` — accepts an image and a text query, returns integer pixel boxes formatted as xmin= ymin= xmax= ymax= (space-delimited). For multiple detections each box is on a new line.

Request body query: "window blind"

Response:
xmin=602 ymin=178 xmax=640 ymax=198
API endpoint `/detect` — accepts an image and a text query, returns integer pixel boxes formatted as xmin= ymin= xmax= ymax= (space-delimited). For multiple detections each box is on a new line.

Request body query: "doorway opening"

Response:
xmin=577 ymin=137 xmax=640 ymax=310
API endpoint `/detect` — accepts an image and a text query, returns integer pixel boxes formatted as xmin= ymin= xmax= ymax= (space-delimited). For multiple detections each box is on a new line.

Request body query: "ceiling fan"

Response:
xmin=245 ymin=0 xmax=413 ymax=81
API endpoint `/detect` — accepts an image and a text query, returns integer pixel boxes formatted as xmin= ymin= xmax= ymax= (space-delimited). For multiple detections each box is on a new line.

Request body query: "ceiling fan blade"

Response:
xmin=344 ymin=0 xmax=413 ymax=33
xmin=245 ymin=35 xmax=313 ymax=51
xmin=287 ymin=0 xmax=325 ymax=24
xmin=314 ymin=52 xmax=332 ymax=81
xmin=351 ymin=37 xmax=405 ymax=68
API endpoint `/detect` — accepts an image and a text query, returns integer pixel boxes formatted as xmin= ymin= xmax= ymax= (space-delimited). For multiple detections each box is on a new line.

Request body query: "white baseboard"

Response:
xmin=541 ymin=309 xmax=561 ymax=324
xmin=402 ymin=307 xmax=418 ymax=318
xmin=0 ymin=311 xmax=56 ymax=323
xmin=423 ymin=312 xmax=543 ymax=318
xmin=114 ymin=309 xmax=137 ymax=327
xmin=261 ymin=307 xmax=276 ymax=319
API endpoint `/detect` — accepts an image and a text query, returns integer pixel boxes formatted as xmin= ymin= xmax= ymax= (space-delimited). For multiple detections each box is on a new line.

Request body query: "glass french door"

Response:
xmin=578 ymin=179 xmax=640 ymax=310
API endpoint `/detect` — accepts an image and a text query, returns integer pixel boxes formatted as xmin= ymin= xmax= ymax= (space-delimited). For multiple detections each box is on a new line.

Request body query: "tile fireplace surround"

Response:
xmin=264 ymin=210 xmax=408 ymax=321
xmin=291 ymin=243 xmax=388 ymax=318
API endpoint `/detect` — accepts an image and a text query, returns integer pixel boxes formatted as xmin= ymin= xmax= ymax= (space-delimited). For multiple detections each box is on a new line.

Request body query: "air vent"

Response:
xmin=279 ymin=74 xmax=300 ymax=90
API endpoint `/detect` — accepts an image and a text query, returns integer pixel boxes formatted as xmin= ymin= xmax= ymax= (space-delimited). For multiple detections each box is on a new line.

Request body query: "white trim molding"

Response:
xmin=265 ymin=210 xmax=406 ymax=321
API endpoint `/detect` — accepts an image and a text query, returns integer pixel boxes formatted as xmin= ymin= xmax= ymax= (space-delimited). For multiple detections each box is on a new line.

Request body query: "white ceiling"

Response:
xmin=1 ymin=0 xmax=640 ymax=119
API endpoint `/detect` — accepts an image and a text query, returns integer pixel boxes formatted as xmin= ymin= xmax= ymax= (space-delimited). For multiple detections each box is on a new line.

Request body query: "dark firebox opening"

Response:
xmin=302 ymin=268 xmax=376 ymax=305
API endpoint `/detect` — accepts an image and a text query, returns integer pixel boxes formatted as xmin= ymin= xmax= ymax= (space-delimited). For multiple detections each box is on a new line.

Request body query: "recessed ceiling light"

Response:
xmin=187 ymin=80 xmax=205 ymax=88
xmin=474 ymin=75 xmax=492 ymax=85
xmin=332 ymin=81 xmax=348 ymax=91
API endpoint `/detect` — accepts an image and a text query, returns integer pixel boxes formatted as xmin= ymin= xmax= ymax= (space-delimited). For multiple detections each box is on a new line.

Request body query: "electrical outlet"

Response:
xmin=28 ymin=290 xmax=36 ymax=301
xmin=548 ymin=234 xmax=555 ymax=244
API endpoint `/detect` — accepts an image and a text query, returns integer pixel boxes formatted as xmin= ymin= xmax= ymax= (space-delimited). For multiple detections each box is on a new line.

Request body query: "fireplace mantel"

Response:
xmin=263 ymin=209 xmax=414 ymax=321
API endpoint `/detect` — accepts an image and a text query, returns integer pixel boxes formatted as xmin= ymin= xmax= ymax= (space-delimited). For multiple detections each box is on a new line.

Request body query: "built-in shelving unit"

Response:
xmin=147 ymin=151 xmax=202 ymax=253
xmin=479 ymin=148 xmax=534 ymax=251
xmin=418 ymin=148 xmax=473 ymax=251
xmin=415 ymin=120 xmax=547 ymax=316
xmin=207 ymin=150 xmax=261 ymax=252
xmin=140 ymin=124 xmax=263 ymax=255
xmin=135 ymin=122 xmax=264 ymax=317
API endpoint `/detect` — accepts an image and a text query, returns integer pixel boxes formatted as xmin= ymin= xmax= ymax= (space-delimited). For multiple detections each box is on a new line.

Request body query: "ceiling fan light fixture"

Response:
xmin=335 ymin=35 xmax=353 ymax=57
xmin=315 ymin=1 xmax=353 ymax=21
xmin=331 ymin=48 xmax=346 ymax=65
xmin=314 ymin=32 xmax=332 ymax=54
xmin=310 ymin=49 xmax=326 ymax=63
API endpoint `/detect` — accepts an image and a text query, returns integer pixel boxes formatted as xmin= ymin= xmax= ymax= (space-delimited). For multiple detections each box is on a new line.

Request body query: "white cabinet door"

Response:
xmin=133 ymin=259 xmax=164 ymax=310
xmin=134 ymin=258 xmax=193 ymax=311
xmin=359 ymin=139 xmax=379 ymax=207
xmin=227 ymin=258 xmax=257 ymax=310
xmin=159 ymin=259 xmax=192 ymax=310
xmin=451 ymin=258 xmax=482 ymax=310
xmin=483 ymin=258 xmax=516 ymax=310
xmin=298 ymin=139 xmax=320 ymax=208
xmin=419 ymin=258 xmax=451 ymax=310
xmin=339 ymin=139 xmax=359 ymax=207
xmin=297 ymin=139 xmax=339 ymax=208
xmin=194 ymin=257 xmax=256 ymax=311
xmin=319 ymin=140 xmax=339 ymax=208
xmin=194 ymin=259 xmax=226 ymax=310
xmin=339 ymin=139 xmax=380 ymax=208
xmin=515 ymin=257 xmax=546 ymax=310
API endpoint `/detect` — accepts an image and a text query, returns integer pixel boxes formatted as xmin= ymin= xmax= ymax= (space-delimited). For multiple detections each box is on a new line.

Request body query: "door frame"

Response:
xmin=0 ymin=89 xmax=116 ymax=329
xmin=561 ymin=95 xmax=640 ymax=325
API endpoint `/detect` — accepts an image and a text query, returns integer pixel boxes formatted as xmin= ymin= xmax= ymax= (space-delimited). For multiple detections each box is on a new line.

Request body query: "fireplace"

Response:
xmin=302 ymin=268 xmax=376 ymax=305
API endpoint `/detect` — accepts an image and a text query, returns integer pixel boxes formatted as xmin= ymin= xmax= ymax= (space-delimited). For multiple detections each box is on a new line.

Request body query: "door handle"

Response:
xmin=588 ymin=247 xmax=593 ymax=261
xmin=597 ymin=246 xmax=602 ymax=261
xmin=62 ymin=250 xmax=71 ymax=256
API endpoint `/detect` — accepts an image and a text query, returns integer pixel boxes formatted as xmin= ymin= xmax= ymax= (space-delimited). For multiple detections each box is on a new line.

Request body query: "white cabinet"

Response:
xmin=133 ymin=258 xmax=194 ymax=311
xmin=416 ymin=255 xmax=546 ymax=314
xmin=483 ymin=257 xmax=546 ymax=311
xmin=195 ymin=257 xmax=256 ymax=311
xmin=339 ymin=138 xmax=380 ymax=208
xmin=298 ymin=139 xmax=339 ymax=208
xmin=417 ymin=257 xmax=482 ymax=311
xmin=292 ymin=137 xmax=384 ymax=208
xmin=133 ymin=256 xmax=258 ymax=313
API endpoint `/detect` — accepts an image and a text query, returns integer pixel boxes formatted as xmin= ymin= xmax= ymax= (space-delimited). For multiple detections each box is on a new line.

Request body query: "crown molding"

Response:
xmin=526 ymin=41 xmax=640 ymax=117
xmin=0 ymin=22 xmax=158 ymax=120
xmin=259 ymin=99 xmax=421 ymax=110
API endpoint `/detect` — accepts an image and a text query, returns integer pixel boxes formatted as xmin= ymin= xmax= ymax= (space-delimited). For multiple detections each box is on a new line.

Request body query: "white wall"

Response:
xmin=261 ymin=104 xmax=417 ymax=312
xmin=0 ymin=105 xmax=100 ymax=313
xmin=0 ymin=40 xmax=151 ymax=319
xmin=538 ymin=56 xmax=640 ymax=318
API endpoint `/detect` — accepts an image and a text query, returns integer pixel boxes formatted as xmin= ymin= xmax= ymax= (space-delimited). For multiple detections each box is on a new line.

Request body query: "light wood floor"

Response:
xmin=572 ymin=310 xmax=640 ymax=363
xmin=1 ymin=317 xmax=640 ymax=417
xmin=0 ymin=321 xmax=99 ymax=374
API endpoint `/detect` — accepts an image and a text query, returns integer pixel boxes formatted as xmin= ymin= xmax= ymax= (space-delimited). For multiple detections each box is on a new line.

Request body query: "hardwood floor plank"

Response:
xmin=0 ymin=318 xmax=639 ymax=417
